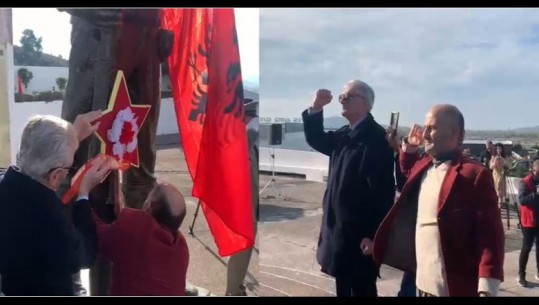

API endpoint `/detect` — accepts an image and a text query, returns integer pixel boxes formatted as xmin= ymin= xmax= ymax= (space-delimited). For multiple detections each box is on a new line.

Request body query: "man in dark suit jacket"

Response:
xmin=302 ymin=80 xmax=395 ymax=297
xmin=93 ymin=182 xmax=189 ymax=295
xmin=386 ymin=132 xmax=416 ymax=297
xmin=373 ymin=104 xmax=504 ymax=297
xmin=0 ymin=112 xmax=115 ymax=295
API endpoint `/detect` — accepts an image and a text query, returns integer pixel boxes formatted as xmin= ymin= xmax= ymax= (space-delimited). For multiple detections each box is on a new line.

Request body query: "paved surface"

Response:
xmin=259 ymin=173 xmax=539 ymax=297
xmin=74 ymin=133 xmax=539 ymax=297
xmin=80 ymin=135 xmax=258 ymax=296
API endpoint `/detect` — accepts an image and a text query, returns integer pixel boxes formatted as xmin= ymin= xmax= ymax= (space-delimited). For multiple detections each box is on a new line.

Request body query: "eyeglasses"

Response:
xmin=338 ymin=93 xmax=366 ymax=103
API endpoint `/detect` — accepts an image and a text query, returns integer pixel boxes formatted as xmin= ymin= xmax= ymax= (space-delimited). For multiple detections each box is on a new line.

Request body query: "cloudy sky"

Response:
xmin=11 ymin=8 xmax=259 ymax=85
xmin=260 ymin=8 xmax=539 ymax=130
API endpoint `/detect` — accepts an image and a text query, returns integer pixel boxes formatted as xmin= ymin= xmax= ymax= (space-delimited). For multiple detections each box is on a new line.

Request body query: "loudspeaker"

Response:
xmin=270 ymin=123 xmax=283 ymax=145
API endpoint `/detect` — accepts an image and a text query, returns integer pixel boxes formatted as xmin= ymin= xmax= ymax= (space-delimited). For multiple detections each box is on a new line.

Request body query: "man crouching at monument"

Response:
xmin=92 ymin=182 xmax=189 ymax=296
xmin=0 ymin=112 xmax=116 ymax=295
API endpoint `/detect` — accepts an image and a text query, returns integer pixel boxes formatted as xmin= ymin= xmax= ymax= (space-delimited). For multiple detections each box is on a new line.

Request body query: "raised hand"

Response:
xmin=360 ymin=238 xmax=373 ymax=256
xmin=79 ymin=156 xmax=119 ymax=197
xmin=407 ymin=124 xmax=424 ymax=147
xmin=312 ymin=89 xmax=333 ymax=111
xmin=73 ymin=110 xmax=103 ymax=142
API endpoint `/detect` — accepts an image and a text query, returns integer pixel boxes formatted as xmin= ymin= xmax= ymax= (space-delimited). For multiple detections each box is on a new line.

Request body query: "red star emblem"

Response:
xmin=95 ymin=70 xmax=151 ymax=169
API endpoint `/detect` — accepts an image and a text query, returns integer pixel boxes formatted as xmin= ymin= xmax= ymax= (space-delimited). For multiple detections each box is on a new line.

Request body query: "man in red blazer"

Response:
xmin=373 ymin=104 xmax=504 ymax=297
xmin=92 ymin=182 xmax=189 ymax=296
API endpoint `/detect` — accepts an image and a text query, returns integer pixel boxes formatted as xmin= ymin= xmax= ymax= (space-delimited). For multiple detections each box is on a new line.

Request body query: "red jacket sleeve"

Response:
xmin=474 ymin=168 xmax=505 ymax=281
xmin=399 ymin=151 xmax=421 ymax=179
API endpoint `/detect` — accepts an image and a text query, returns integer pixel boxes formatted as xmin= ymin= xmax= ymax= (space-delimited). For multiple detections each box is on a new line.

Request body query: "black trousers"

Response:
xmin=519 ymin=226 xmax=539 ymax=277
xmin=335 ymin=273 xmax=377 ymax=297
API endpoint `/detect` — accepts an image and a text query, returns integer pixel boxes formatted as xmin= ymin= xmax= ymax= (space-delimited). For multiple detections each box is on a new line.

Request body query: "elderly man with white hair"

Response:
xmin=0 ymin=111 xmax=118 ymax=296
xmin=301 ymin=80 xmax=395 ymax=297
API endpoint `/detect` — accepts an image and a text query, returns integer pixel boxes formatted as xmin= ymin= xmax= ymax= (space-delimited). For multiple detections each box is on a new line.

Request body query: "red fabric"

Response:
xmin=94 ymin=208 xmax=189 ymax=296
xmin=520 ymin=174 xmax=536 ymax=228
xmin=17 ymin=74 xmax=24 ymax=94
xmin=373 ymin=152 xmax=505 ymax=296
xmin=162 ymin=8 xmax=254 ymax=256
xmin=62 ymin=155 xmax=125 ymax=205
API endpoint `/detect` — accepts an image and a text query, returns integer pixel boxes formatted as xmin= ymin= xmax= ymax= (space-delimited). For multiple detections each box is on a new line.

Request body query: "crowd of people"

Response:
xmin=0 ymin=100 xmax=259 ymax=296
xmin=302 ymin=79 xmax=539 ymax=297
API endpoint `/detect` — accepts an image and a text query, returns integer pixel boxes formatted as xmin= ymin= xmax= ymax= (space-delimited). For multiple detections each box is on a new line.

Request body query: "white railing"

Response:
xmin=259 ymin=147 xmax=329 ymax=182
xmin=506 ymin=176 xmax=522 ymax=200
xmin=259 ymin=147 xmax=525 ymax=194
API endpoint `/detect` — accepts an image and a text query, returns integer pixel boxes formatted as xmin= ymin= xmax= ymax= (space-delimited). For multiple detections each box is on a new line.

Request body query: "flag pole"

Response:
xmin=188 ymin=200 xmax=202 ymax=235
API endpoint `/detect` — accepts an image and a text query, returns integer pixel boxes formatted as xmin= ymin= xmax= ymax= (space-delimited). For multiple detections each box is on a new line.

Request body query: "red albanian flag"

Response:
xmin=163 ymin=8 xmax=254 ymax=257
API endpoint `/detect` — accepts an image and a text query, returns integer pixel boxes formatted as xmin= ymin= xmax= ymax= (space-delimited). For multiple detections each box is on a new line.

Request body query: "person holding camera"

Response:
xmin=517 ymin=160 xmax=539 ymax=287
xmin=373 ymin=104 xmax=504 ymax=297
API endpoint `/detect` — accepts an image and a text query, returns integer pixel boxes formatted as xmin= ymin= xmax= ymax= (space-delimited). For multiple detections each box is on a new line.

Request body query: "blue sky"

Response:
xmin=260 ymin=8 xmax=539 ymax=130
xmin=12 ymin=8 xmax=259 ymax=87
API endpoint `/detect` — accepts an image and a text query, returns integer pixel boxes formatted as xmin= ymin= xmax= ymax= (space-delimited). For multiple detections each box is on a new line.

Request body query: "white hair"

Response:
xmin=16 ymin=115 xmax=78 ymax=181
xmin=348 ymin=80 xmax=375 ymax=111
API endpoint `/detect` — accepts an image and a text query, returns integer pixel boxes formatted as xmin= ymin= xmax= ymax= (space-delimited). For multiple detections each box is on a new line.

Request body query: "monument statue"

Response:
xmin=57 ymin=9 xmax=173 ymax=295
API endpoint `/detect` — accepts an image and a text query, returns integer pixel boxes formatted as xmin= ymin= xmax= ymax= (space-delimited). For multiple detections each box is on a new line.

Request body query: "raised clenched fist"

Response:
xmin=312 ymin=89 xmax=333 ymax=111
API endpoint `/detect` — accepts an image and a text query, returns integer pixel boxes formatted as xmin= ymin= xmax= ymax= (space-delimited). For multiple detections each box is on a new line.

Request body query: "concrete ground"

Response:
xmin=80 ymin=134 xmax=258 ymax=296
xmin=258 ymin=173 xmax=539 ymax=297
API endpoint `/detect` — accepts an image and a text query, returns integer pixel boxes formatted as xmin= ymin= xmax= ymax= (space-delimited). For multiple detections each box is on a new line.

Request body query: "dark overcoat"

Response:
xmin=0 ymin=167 xmax=97 ymax=295
xmin=302 ymin=110 xmax=395 ymax=278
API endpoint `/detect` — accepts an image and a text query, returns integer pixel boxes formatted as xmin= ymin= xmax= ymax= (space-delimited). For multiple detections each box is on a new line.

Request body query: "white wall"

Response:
xmin=9 ymin=98 xmax=179 ymax=163
xmin=14 ymin=65 xmax=68 ymax=94
xmin=259 ymin=147 xmax=329 ymax=182
xmin=259 ymin=148 xmax=527 ymax=192
xmin=13 ymin=67 xmax=259 ymax=98
xmin=8 ymin=89 xmax=259 ymax=164
xmin=0 ymin=43 xmax=14 ymax=166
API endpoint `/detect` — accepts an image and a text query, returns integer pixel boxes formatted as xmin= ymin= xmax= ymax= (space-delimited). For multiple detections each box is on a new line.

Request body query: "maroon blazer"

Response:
xmin=373 ymin=150 xmax=504 ymax=296
xmin=94 ymin=208 xmax=189 ymax=296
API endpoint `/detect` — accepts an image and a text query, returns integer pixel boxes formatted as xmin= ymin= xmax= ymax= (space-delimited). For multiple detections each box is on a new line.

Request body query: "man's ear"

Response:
xmin=452 ymin=127 xmax=464 ymax=145
xmin=49 ymin=168 xmax=63 ymax=183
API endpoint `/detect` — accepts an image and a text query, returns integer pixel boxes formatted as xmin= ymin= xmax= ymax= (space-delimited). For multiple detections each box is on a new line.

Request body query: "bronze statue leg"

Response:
xmin=114 ymin=25 xmax=161 ymax=209
xmin=58 ymin=19 xmax=99 ymax=197
xmin=85 ymin=26 xmax=118 ymax=297
xmin=61 ymin=11 xmax=163 ymax=295
xmin=58 ymin=18 xmax=115 ymax=297
xmin=61 ymin=19 xmax=118 ymax=296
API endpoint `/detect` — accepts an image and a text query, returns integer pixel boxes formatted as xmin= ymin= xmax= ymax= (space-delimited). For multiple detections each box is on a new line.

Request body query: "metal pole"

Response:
xmin=0 ymin=8 xmax=12 ymax=168
xmin=188 ymin=200 xmax=202 ymax=235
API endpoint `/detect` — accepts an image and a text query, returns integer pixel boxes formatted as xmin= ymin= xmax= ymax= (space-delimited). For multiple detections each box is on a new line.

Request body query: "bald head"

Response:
xmin=423 ymin=104 xmax=465 ymax=157
xmin=143 ymin=182 xmax=187 ymax=233
xmin=430 ymin=104 xmax=465 ymax=141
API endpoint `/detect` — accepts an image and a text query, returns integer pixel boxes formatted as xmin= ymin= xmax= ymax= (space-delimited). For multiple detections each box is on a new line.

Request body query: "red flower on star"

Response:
xmin=94 ymin=70 xmax=151 ymax=169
